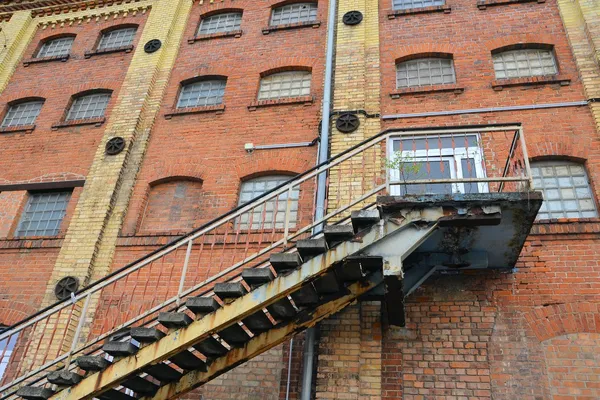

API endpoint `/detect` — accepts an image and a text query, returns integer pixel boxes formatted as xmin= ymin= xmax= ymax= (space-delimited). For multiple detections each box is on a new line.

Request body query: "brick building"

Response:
xmin=0 ymin=0 xmax=598 ymax=399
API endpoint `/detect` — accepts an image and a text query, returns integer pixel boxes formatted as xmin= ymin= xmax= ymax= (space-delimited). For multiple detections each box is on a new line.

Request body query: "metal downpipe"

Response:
xmin=300 ymin=0 xmax=338 ymax=396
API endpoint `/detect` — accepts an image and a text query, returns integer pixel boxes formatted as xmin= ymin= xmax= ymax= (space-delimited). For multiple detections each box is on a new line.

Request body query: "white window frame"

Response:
xmin=270 ymin=3 xmax=318 ymax=26
xmin=66 ymin=92 xmax=111 ymax=121
xmin=197 ymin=12 xmax=242 ymax=35
xmin=97 ymin=27 xmax=137 ymax=51
xmin=36 ymin=36 xmax=74 ymax=58
xmin=177 ymin=79 xmax=226 ymax=108
xmin=1 ymin=100 xmax=44 ymax=128
xmin=388 ymin=134 xmax=488 ymax=195
xmin=393 ymin=0 xmax=445 ymax=10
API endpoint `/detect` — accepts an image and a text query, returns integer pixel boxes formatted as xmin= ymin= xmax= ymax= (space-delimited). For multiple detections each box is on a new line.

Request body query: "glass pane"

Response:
xmin=493 ymin=49 xmax=558 ymax=80
xmin=16 ymin=191 xmax=72 ymax=237
xmin=1 ymin=101 xmax=44 ymax=127
xmin=98 ymin=27 xmax=137 ymax=50
xmin=399 ymin=160 xmax=452 ymax=195
xmin=198 ymin=13 xmax=242 ymax=35
xmin=271 ymin=3 xmax=318 ymax=26
xmin=237 ymin=176 xmax=299 ymax=229
xmin=258 ymin=71 xmax=311 ymax=100
xmin=37 ymin=37 xmax=74 ymax=58
xmin=396 ymin=58 xmax=456 ymax=89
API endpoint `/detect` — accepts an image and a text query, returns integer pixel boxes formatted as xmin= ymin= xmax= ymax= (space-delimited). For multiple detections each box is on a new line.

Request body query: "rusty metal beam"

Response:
xmin=143 ymin=274 xmax=382 ymax=400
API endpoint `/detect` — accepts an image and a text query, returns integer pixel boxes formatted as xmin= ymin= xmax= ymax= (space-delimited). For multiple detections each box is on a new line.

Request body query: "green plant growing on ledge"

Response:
xmin=386 ymin=152 xmax=424 ymax=195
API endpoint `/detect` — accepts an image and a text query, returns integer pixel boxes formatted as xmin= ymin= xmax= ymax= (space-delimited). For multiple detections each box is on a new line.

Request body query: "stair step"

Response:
xmin=323 ymin=225 xmax=355 ymax=244
xmin=97 ymin=389 xmax=136 ymax=400
xmin=242 ymin=311 xmax=274 ymax=334
xmin=267 ymin=297 xmax=297 ymax=320
xmin=351 ymin=210 xmax=380 ymax=232
xmin=16 ymin=387 xmax=54 ymax=400
xmin=218 ymin=323 xmax=252 ymax=348
xmin=313 ymin=271 xmax=342 ymax=294
xmin=270 ymin=253 xmax=303 ymax=272
xmin=194 ymin=336 xmax=229 ymax=358
xmin=158 ymin=312 xmax=193 ymax=329
xmin=47 ymin=370 xmax=81 ymax=386
xmin=335 ymin=261 xmax=366 ymax=282
xmin=290 ymin=284 xmax=320 ymax=306
xmin=296 ymin=238 xmax=328 ymax=258
xmin=242 ymin=268 xmax=275 ymax=288
xmin=214 ymin=282 xmax=247 ymax=300
xmin=76 ymin=355 xmax=110 ymax=372
xmin=144 ymin=363 xmax=184 ymax=383
xmin=130 ymin=327 xmax=165 ymax=343
xmin=121 ymin=376 xmax=159 ymax=396
xmin=169 ymin=351 xmax=207 ymax=371
xmin=345 ymin=255 xmax=383 ymax=271
xmin=102 ymin=341 xmax=138 ymax=357
xmin=186 ymin=296 xmax=221 ymax=314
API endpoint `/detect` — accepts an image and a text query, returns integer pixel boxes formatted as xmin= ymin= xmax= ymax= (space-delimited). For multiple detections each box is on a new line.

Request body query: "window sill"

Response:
xmin=84 ymin=45 xmax=134 ymax=58
xmin=248 ymin=95 xmax=314 ymax=110
xmin=390 ymin=84 xmax=464 ymax=98
xmin=477 ymin=0 xmax=544 ymax=9
xmin=530 ymin=218 xmax=600 ymax=235
xmin=164 ymin=104 xmax=225 ymax=119
xmin=0 ymin=124 xmax=35 ymax=134
xmin=23 ymin=54 xmax=69 ymax=66
xmin=388 ymin=5 xmax=451 ymax=18
xmin=491 ymin=75 xmax=570 ymax=90
xmin=52 ymin=117 xmax=105 ymax=130
xmin=262 ymin=21 xmax=321 ymax=34
xmin=188 ymin=30 xmax=243 ymax=43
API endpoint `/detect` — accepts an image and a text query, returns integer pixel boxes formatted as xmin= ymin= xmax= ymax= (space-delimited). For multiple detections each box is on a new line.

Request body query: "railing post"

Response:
xmin=177 ymin=240 xmax=193 ymax=307
xmin=283 ymin=186 xmax=294 ymax=247
xmin=64 ymin=293 xmax=91 ymax=369
xmin=518 ymin=127 xmax=534 ymax=190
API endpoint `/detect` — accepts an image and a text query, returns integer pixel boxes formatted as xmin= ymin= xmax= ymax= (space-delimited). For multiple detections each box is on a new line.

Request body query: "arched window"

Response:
xmin=396 ymin=57 xmax=456 ymax=88
xmin=198 ymin=12 xmax=242 ymax=35
xmin=36 ymin=36 xmax=74 ymax=58
xmin=393 ymin=0 xmax=444 ymax=10
xmin=258 ymin=71 xmax=311 ymax=100
xmin=140 ymin=179 xmax=204 ymax=232
xmin=177 ymin=79 xmax=226 ymax=108
xmin=493 ymin=48 xmax=557 ymax=79
xmin=66 ymin=92 xmax=111 ymax=121
xmin=237 ymin=175 xmax=298 ymax=230
xmin=97 ymin=26 xmax=137 ymax=51
xmin=531 ymin=160 xmax=598 ymax=220
xmin=1 ymin=99 xmax=44 ymax=128
xmin=270 ymin=3 xmax=317 ymax=26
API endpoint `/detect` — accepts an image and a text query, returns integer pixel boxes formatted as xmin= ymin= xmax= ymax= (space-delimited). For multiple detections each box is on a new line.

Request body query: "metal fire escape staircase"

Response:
xmin=0 ymin=125 xmax=542 ymax=400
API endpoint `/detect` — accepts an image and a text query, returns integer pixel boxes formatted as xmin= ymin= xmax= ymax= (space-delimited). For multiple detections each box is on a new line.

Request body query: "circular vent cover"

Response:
xmin=55 ymin=276 xmax=79 ymax=300
xmin=105 ymin=137 xmax=126 ymax=155
xmin=144 ymin=39 xmax=162 ymax=54
xmin=343 ymin=11 xmax=363 ymax=26
xmin=336 ymin=113 xmax=360 ymax=133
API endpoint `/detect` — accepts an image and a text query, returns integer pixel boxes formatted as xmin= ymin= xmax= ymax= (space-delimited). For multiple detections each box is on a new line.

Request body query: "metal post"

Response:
xmin=177 ymin=240 xmax=193 ymax=307
xmin=64 ymin=293 xmax=91 ymax=368
xmin=518 ymin=127 xmax=534 ymax=190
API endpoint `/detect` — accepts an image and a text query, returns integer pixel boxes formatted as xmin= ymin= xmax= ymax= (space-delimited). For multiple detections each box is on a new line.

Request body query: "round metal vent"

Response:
xmin=335 ymin=113 xmax=360 ymax=133
xmin=144 ymin=39 xmax=162 ymax=54
xmin=343 ymin=11 xmax=363 ymax=26
xmin=105 ymin=137 xmax=126 ymax=155
xmin=55 ymin=276 xmax=79 ymax=300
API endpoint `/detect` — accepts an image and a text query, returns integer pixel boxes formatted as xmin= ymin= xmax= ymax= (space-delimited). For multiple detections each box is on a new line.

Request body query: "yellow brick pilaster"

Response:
xmin=0 ymin=11 xmax=37 ymax=92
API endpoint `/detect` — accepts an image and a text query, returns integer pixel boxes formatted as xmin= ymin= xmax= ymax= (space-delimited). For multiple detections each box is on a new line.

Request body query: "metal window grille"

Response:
xmin=16 ymin=191 xmax=72 ymax=237
xmin=66 ymin=93 xmax=110 ymax=121
xmin=532 ymin=161 xmax=598 ymax=220
xmin=177 ymin=80 xmax=226 ymax=108
xmin=258 ymin=71 xmax=311 ymax=100
xmin=493 ymin=48 xmax=558 ymax=79
xmin=198 ymin=12 xmax=242 ymax=35
xmin=393 ymin=0 xmax=444 ymax=10
xmin=396 ymin=58 xmax=456 ymax=88
xmin=1 ymin=101 xmax=43 ymax=128
xmin=237 ymin=176 xmax=299 ymax=230
xmin=270 ymin=3 xmax=318 ymax=26
xmin=36 ymin=37 xmax=74 ymax=58
xmin=97 ymin=27 xmax=137 ymax=50
xmin=0 ymin=328 xmax=17 ymax=381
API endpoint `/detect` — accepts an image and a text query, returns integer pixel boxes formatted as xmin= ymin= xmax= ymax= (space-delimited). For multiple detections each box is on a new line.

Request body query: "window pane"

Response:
xmin=37 ymin=37 xmax=74 ymax=58
xmin=237 ymin=176 xmax=298 ymax=230
xmin=198 ymin=12 xmax=242 ymax=35
xmin=66 ymin=93 xmax=110 ymax=121
xmin=393 ymin=0 xmax=444 ymax=10
xmin=258 ymin=71 xmax=311 ymax=100
xmin=97 ymin=27 xmax=137 ymax=50
xmin=531 ymin=161 xmax=598 ymax=220
xmin=271 ymin=3 xmax=318 ymax=26
xmin=177 ymin=80 xmax=226 ymax=108
xmin=396 ymin=58 xmax=456 ymax=89
xmin=493 ymin=49 xmax=558 ymax=79
xmin=1 ymin=101 xmax=43 ymax=127
xmin=16 ymin=191 xmax=71 ymax=237
xmin=0 ymin=330 xmax=18 ymax=381
xmin=399 ymin=160 xmax=452 ymax=195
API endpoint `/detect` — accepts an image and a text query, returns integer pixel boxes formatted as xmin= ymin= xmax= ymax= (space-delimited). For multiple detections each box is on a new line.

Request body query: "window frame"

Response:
xmin=0 ymin=326 xmax=18 ymax=382
xmin=392 ymin=0 xmax=445 ymax=10
xmin=492 ymin=46 xmax=559 ymax=80
xmin=64 ymin=91 xmax=112 ymax=122
xmin=176 ymin=78 xmax=227 ymax=109
xmin=196 ymin=11 xmax=243 ymax=36
xmin=395 ymin=57 xmax=457 ymax=89
xmin=269 ymin=2 xmax=318 ymax=26
xmin=1 ymin=99 xmax=44 ymax=129
xmin=35 ymin=35 xmax=75 ymax=59
xmin=15 ymin=190 xmax=73 ymax=238
xmin=257 ymin=70 xmax=312 ymax=101
xmin=94 ymin=25 xmax=138 ymax=53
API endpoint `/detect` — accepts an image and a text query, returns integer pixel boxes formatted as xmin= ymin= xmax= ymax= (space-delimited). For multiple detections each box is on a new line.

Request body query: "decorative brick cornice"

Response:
xmin=0 ymin=0 xmax=149 ymax=16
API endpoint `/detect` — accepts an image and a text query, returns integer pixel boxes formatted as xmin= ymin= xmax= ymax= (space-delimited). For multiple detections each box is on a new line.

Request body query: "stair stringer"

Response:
xmin=49 ymin=206 xmax=446 ymax=400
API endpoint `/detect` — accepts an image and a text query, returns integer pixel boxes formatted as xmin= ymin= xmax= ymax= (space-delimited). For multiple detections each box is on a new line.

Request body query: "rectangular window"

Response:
xmin=493 ymin=49 xmax=558 ymax=79
xmin=2 ymin=101 xmax=43 ymax=128
xmin=258 ymin=71 xmax=311 ymax=101
xmin=66 ymin=93 xmax=110 ymax=121
xmin=16 ymin=191 xmax=72 ymax=237
xmin=393 ymin=0 xmax=444 ymax=10
xmin=198 ymin=13 xmax=242 ymax=35
xmin=270 ymin=3 xmax=318 ymax=26
xmin=0 ymin=328 xmax=18 ymax=381
xmin=396 ymin=58 xmax=456 ymax=88
xmin=389 ymin=135 xmax=487 ymax=195
xmin=97 ymin=27 xmax=137 ymax=50
xmin=177 ymin=80 xmax=226 ymax=108
xmin=37 ymin=37 xmax=74 ymax=58
xmin=237 ymin=176 xmax=298 ymax=230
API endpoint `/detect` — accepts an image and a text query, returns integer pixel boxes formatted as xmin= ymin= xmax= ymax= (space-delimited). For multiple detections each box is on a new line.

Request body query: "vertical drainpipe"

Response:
xmin=300 ymin=0 xmax=338 ymax=396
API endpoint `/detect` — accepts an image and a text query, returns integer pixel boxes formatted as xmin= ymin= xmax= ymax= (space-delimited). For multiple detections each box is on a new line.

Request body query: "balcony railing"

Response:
xmin=0 ymin=124 xmax=532 ymax=399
